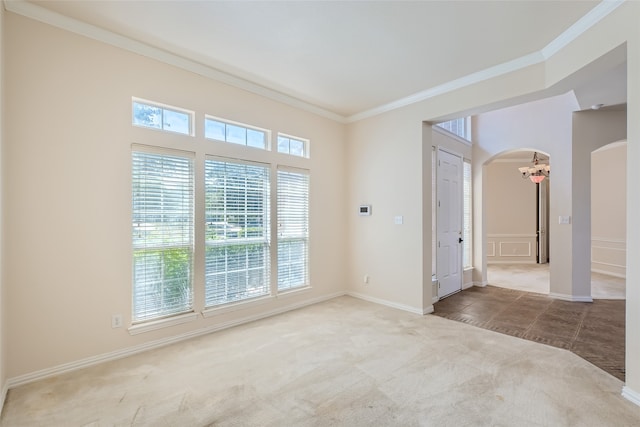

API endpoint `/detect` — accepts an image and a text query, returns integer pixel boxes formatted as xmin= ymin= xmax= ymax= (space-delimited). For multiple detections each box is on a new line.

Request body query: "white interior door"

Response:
xmin=437 ymin=149 xmax=463 ymax=298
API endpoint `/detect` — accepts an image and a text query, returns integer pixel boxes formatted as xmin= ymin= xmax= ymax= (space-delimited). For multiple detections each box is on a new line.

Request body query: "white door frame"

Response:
xmin=436 ymin=147 xmax=464 ymax=299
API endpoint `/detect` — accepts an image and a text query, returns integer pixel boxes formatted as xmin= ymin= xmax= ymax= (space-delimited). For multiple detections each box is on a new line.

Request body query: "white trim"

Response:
xmin=0 ymin=381 xmax=7 ymax=416
xmin=549 ymin=292 xmax=593 ymax=303
xmin=498 ymin=241 xmax=532 ymax=257
xmin=622 ymin=386 xmax=640 ymax=407
xmin=591 ymin=237 xmax=626 ymax=244
xmin=346 ymin=291 xmax=430 ymax=315
xmin=540 ymin=1 xmax=625 ymax=59
xmin=462 ymin=281 xmax=474 ymax=290
xmin=591 ymin=260 xmax=626 ymax=268
xmin=591 ymin=267 xmax=626 ymax=279
xmin=488 ymin=242 xmax=496 ymax=257
xmin=488 ymin=260 xmax=537 ymax=265
xmin=473 ymin=281 xmax=489 ymax=287
xmin=432 ymin=295 xmax=440 ymax=304
xmin=201 ymin=295 xmax=275 ymax=318
xmin=4 ymin=0 xmax=623 ymax=124
xmin=7 ymin=292 xmax=345 ymax=389
xmin=347 ymin=51 xmax=544 ymax=122
xmin=3 ymin=0 xmax=345 ymax=124
xmin=128 ymin=312 xmax=199 ymax=335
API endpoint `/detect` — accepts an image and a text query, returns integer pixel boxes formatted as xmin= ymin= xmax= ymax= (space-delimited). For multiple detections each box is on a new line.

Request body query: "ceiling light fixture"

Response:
xmin=518 ymin=152 xmax=550 ymax=184
xmin=591 ymin=103 xmax=604 ymax=110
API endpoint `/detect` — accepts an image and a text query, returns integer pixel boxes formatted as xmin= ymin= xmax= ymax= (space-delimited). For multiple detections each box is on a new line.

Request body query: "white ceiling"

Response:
xmin=11 ymin=0 xmax=626 ymax=120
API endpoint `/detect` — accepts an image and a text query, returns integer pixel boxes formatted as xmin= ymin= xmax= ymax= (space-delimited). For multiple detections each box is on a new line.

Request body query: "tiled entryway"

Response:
xmin=433 ymin=285 xmax=625 ymax=380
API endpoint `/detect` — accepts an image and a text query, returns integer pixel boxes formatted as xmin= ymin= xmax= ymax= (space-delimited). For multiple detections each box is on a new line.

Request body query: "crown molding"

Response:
xmin=5 ymin=0 xmax=625 ymax=124
xmin=3 ymin=0 xmax=347 ymax=124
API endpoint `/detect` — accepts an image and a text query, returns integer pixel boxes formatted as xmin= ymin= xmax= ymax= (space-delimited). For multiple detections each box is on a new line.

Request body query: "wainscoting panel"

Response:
xmin=487 ymin=234 xmax=537 ymax=264
xmin=592 ymin=237 xmax=626 ymax=278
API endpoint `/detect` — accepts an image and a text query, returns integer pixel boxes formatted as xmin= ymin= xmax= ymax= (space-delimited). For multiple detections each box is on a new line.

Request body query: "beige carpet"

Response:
xmin=2 ymin=296 xmax=640 ymax=426
xmin=487 ymin=263 xmax=626 ymax=299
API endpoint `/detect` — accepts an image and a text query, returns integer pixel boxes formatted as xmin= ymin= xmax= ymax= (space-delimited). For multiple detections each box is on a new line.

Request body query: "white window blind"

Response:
xmin=205 ymin=159 xmax=270 ymax=306
xmin=277 ymin=169 xmax=309 ymax=290
xmin=463 ymin=160 xmax=472 ymax=269
xmin=132 ymin=150 xmax=194 ymax=322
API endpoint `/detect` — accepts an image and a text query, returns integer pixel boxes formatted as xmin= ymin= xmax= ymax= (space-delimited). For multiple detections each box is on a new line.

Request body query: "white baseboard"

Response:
xmin=474 ymin=281 xmax=488 ymax=287
xmin=549 ymin=292 xmax=593 ymax=303
xmin=0 ymin=381 xmax=7 ymax=416
xmin=347 ymin=291 xmax=429 ymax=315
xmin=622 ymin=386 xmax=640 ymax=407
xmin=488 ymin=261 xmax=537 ymax=265
xmin=7 ymin=291 xmax=346 ymax=389
xmin=462 ymin=282 xmax=474 ymax=290
xmin=591 ymin=267 xmax=626 ymax=279
xmin=432 ymin=295 xmax=440 ymax=304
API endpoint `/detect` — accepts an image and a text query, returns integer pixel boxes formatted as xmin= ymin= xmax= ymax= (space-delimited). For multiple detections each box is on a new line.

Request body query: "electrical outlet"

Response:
xmin=364 ymin=275 xmax=370 ymax=284
xmin=112 ymin=314 xmax=123 ymax=329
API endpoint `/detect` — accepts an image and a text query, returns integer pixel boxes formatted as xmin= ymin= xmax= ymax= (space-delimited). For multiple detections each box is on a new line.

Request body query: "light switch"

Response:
xmin=559 ymin=215 xmax=571 ymax=224
xmin=394 ymin=215 xmax=404 ymax=225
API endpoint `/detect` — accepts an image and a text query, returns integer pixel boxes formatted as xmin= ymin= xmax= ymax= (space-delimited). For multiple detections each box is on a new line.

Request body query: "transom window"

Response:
xmin=132 ymin=99 xmax=193 ymax=136
xmin=436 ymin=117 xmax=471 ymax=142
xmin=205 ymin=116 xmax=268 ymax=150
xmin=277 ymin=134 xmax=309 ymax=158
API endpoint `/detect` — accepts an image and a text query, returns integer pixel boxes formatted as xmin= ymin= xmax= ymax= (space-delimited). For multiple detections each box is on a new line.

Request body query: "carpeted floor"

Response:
xmin=2 ymin=296 xmax=639 ymax=426
xmin=433 ymin=285 xmax=625 ymax=381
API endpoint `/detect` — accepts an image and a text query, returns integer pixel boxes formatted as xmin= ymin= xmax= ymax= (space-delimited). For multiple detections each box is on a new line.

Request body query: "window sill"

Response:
xmin=276 ymin=285 xmax=312 ymax=298
xmin=202 ymin=295 xmax=275 ymax=318
xmin=128 ymin=312 xmax=199 ymax=335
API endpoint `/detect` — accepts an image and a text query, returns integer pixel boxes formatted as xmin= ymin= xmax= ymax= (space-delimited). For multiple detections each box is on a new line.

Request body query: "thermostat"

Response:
xmin=359 ymin=205 xmax=372 ymax=216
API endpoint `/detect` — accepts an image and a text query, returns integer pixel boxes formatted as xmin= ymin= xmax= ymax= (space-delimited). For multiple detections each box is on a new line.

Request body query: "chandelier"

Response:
xmin=518 ymin=152 xmax=550 ymax=184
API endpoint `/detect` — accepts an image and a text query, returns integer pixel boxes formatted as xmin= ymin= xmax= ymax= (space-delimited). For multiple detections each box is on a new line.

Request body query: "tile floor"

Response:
xmin=433 ymin=285 xmax=625 ymax=381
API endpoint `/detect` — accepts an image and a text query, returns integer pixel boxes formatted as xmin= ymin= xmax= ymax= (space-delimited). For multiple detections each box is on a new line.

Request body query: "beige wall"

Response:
xmin=0 ymin=1 xmax=5 ymax=411
xmin=3 ymin=0 xmax=640 ymax=407
xmin=571 ymin=110 xmax=627 ymax=297
xmin=591 ymin=142 xmax=626 ymax=277
xmin=473 ymin=92 xmax=577 ymax=290
xmin=4 ymin=13 xmax=346 ymax=379
xmin=347 ymin=1 xmax=640 ymax=398
xmin=484 ymin=159 xmax=537 ymax=264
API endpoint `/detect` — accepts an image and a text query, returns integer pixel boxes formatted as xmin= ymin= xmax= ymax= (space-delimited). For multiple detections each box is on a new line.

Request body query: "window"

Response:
xmin=436 ymin=117 xmax=470 ymax=141
xmin=277 ymin=134 xmax=308 ymax=158
xmin=277 ymin=169 xmax=309 ymax=290
xmin=132 ymin=149 xmax=194 ymax=322
xmin=132 ymin=99 xmax=193 ymax=136
xmin=204 ymin=159 xmax=270 ymax=306
xmin=463 ymin=160 xmax=472 ymax=269
xmin=205 ymin=116 xmax=268 ymax=150
xmin=131 ymin=102 xmax=312 ymax=327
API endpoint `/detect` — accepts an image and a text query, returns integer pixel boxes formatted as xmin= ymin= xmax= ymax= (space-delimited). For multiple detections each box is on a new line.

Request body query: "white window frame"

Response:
xmin=131 ymin=146 xmax=195 ymax=325
xmin=130 ymin=101 xmax=312 ymax=330
xmin=204 ymin=115 xmax=270 ymax=151
xmin=435 ymin=117 xmax=471 ymax=142
xmin=203 ymin=157 xmax=271 ymax=308
xmin=132 ymin=97 xmax=194 ymax=136
xmin=277 ymin=167 xmax=310 ymax=291
xmin=277 ymin=133 xmax=310 ymax=158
